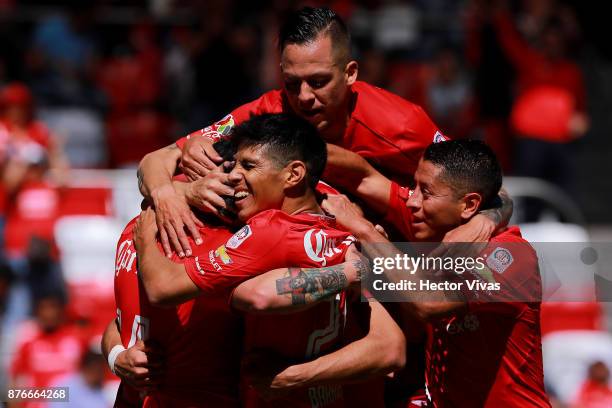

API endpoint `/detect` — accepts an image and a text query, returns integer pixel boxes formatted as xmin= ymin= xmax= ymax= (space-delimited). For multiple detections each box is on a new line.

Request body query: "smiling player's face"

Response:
xmin=227 ymin=145 xmax=286 ymax=221
xmin=406 ymin=159 xmax=464 ymax=242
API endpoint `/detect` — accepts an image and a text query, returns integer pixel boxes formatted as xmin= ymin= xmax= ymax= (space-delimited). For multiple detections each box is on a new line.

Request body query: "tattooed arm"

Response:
xmin=231 ymin=258 xmax=367 ymax=314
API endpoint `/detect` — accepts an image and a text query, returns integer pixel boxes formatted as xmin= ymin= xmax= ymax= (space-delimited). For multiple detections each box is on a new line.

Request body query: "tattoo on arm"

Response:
xmin=276 ymin=264 xmax=349 ymax=305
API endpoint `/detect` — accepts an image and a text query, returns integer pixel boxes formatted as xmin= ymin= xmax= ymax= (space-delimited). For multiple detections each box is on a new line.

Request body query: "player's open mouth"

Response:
xmin=234 ymin=191 xmax=250 ymax=201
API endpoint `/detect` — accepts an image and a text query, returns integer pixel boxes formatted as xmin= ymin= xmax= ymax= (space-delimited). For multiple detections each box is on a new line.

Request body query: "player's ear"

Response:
xmin=284 ymin=160 xmax=307 ymax=188
xmin=345 ymin=60 xmax=358 ymax=86
xmin=460 ymin=192 xmax=482 ymax=221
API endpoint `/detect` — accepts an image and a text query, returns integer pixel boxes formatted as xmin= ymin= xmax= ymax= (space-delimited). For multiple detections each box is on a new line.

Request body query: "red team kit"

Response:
xmin=113 ymin=79 xmax=549 ymax=407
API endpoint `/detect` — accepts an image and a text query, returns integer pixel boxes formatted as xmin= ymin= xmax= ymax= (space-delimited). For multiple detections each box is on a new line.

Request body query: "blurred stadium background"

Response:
xmin=0 ymin=0 xmax=610 ymax=406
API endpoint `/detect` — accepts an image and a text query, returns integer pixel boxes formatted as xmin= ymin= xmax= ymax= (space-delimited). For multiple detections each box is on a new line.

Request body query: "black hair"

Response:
xmin=231 ymin=113 xmax=326 ymax=189
xmin=423 ymin=140 xmax=502 ymax=209
xmin=278 ymin=7 xmax=351 ymax=64
xmin=213 ymin=139 xmax=237 ymax=162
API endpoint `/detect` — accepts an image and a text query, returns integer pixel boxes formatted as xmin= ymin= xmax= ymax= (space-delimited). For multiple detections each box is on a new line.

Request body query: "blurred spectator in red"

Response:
xmin=106 ymin=108 xmax=173 ymax=168
xmin=52 ymin=348 xmax=109 ymax=408
xmin=0 ymin=83 xmax=65 ymax=261
xmin=425 ymin=46 xmax=476 ymax=139
xmin=96 ymin=20 xmax=162 ymax=113
xmin=491 ymin=3 xmax=588 ymax=192
xmin=9 ymin=292 xmax=84 ymax=392
xmin=571 ymin=361 xmax=612 ymax=408
xmin=0 ymin=82 xmax=68 ymax=191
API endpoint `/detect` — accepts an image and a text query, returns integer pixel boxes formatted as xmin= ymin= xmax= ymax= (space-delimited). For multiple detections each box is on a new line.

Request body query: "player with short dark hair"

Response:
xmin=278 ymin=6 xmax=351 ymax=65
xmin=106 ymin=114 xmax=404 ymax=407
xmin=422 ymin=140 xmax=502 ymax=208
xmin=321 ymin=139 xmax=551 ymax=407
xmin=136 ymin=7 xmax=509 ymax=262
xmin=230 ymin=113 xmax=327 ymax=189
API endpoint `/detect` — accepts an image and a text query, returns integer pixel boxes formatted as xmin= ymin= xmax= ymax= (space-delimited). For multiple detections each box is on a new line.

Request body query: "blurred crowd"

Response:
xmin=0 ymin=0 xmax=608 ymax=407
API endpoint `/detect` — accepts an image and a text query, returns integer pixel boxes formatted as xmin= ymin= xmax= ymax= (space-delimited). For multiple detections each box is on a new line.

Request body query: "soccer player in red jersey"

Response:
xmin=320 ymin=140 xmax=551 ymax=407
xmin=135 ymin=7 xmax=475 ymax=260
xmin=105 ymin=114 xmax=404 ymax=407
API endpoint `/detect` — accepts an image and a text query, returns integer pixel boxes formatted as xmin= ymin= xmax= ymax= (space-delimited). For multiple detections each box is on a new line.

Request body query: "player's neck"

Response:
xmin=282 ymin=190 xmax=323 ymax=216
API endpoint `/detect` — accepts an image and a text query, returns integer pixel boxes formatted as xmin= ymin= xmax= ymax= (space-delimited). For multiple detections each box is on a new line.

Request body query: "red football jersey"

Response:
xmin=425 ymin=228 xmax=550 ymax=407
xmin=183 ymin=209 xmax=356 ymax=407
xmin=113 ymin=218 xmax=241 ymax=408
xmin=10 ymin=323 xmax=84 ymax=390
xmin=384 ymin=184 xmax=550 ymax=406
xmin=176 ymin=81 xmax=446 ymax=184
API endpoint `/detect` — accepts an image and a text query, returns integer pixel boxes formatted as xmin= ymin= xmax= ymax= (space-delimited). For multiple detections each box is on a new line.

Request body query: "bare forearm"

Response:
xmin=137 ymin=238 xmax=190 ymax=306
xmin=232 ymin=260 xmax=366 ymax=314
xmin=138 ymin=144 xmax=181 ymax=199
xmin=283 ymin=338 xmax=393 ymax=388
xmin=324 ymin=145 xmax=390 ymax=214
xmin=102 ymin=319 xmax=122 ymax=360
xmin=275 ymin=303 xmax=405 ymax=388
xmin=354 ymin=226 xmax=464 ymax=319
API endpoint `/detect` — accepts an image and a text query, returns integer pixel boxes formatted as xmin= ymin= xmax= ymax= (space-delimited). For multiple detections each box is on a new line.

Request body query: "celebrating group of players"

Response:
xmin=102 ymin=7 xmax=551 ymax=408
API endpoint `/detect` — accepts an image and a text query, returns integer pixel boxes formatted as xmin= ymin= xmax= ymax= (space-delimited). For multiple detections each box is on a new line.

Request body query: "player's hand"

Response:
xmin=183 ymin=170 xmax=236 ymax=221
xmin=321 ymin=194 xmax=375 ymax=237
xmin=134 ymin=208 xmax=161 ymax=255
xmin=444 ymin=213 xmax=494 ymax=243
xmin=179 ymin=136 xmax=223 ymax=180
xmin=113 ymin=340 xmax=165 ymax=392
xmin=242 ymin=351 xmax=296 ymax=401
xmin=150 ymin=184 xmax=203 ymax=258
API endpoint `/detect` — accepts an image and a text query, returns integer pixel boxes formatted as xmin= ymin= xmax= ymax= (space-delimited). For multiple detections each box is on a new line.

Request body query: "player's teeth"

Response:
xmin=235 ymin=191 xmax=249 ymax=199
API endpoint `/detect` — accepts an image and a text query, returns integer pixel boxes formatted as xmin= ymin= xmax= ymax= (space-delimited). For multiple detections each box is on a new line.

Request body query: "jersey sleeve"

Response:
xmin=175 ymin=95 xmax=268 ymax=149
xmin=464 ymin=239 xmax=541 ymax=315
xmin=183 ymin=215 xmax=288 ymax=296
xmin=383 ymin=182 xmax=414 ymax=240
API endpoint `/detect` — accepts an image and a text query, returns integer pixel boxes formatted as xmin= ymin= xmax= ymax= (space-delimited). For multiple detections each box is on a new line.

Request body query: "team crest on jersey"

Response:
xmin=226 ymin=225 xmax=252 ymax=249
xmin=486 ymin=247 xmax=514 ymax=273
xmin=214 ymin=245 xmax=233 ymax=265
xmin=433 ymin=131 xmax=448 ymax=143
xmin=203 ymin=114 xmax=235 ymax=141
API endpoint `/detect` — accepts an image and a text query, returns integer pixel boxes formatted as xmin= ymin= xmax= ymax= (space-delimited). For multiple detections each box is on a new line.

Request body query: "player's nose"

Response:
xmin=406 ymin=188 xmax=421 ymax=211
xmin=227 ymin=167 xmax=243 ymax=185
xmin=298 ymin=82 xmax=315 ymax=105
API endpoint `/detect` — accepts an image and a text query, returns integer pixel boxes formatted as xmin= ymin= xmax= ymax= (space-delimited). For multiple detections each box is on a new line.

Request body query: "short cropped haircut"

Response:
xmin=278 ymin=7 xmax=351 ymax=64
xmin=423 ymin=140 xmax=502 ymax=209
xmin=231 ymin=113 xmax=327 ymax=189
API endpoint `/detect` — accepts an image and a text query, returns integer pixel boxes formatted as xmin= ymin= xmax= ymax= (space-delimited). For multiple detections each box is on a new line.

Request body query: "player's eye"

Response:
xmin=284 ymin=80 xmax=300 ymax=93
xmin=241 ymin=161 xmax=255 ymax=170
xmin=308 ymin=78 xmax=329 ymax=89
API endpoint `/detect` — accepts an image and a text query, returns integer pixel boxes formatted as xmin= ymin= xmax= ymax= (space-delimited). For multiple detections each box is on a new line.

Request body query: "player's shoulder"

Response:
xmin=490 ymin=226 xmax=528 ymax=244
xmin=351 ymin=81 xmax=441 ymax=140
xmin=352 ymin=81 xmax=427 ymax=118
xmin=244 ymin=89 xmax=284 ymax=115
xmin=119 ymin=216 xmax=139 ymax=238
xmin=485 ymin=226 xmax=537 ymax=273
